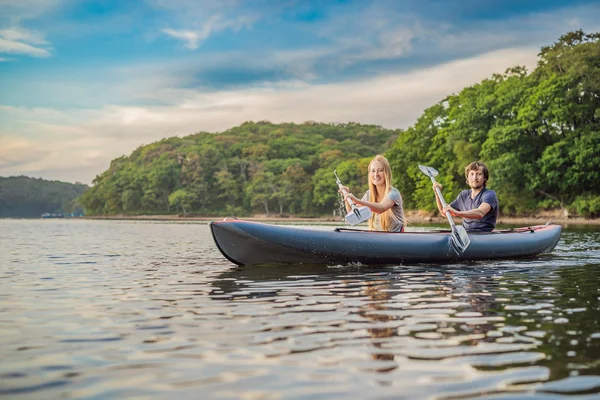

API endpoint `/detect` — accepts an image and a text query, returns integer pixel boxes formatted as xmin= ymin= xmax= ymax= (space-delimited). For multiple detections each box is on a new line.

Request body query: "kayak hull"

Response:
xmin=210 ymin=220 xmax=562 ymax=266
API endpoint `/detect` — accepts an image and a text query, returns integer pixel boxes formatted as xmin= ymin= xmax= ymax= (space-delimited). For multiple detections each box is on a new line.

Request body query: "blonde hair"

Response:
xmin=367 ymin=155 xmax=393 ymax=231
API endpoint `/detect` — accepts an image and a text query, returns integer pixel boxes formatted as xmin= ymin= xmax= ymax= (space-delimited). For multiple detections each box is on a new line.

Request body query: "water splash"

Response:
xmin=337 ymin=196 xmax=350 ymax=226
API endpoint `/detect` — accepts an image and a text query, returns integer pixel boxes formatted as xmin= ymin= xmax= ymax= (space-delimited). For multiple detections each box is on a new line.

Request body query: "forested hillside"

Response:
xmin=81 ymin=30 xmax=600 ymax=218
xmin=80 ymin=122 xmax=398 ymax=216
xmin=388 ymin=30 xmax=600 ymax=217
xmin=0 ymin=176 xmax=88 ymax=218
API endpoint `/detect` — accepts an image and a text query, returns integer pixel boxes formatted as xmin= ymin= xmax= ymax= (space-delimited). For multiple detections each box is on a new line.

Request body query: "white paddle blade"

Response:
xmin=418 ymin=164 xmax=439 ymax=178
xmin=345 ymin=206 xmax=371 ymax=226
xmin=450 ymin=225 xmax=471 ymax=254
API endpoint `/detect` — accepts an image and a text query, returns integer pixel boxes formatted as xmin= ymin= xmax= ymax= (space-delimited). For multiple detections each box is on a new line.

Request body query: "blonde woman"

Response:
xmin=339 ymin=155 xmax=405 ymax=232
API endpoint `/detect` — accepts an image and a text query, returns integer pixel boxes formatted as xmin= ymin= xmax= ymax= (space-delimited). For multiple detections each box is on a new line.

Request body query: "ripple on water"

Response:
xmin=0 ymin=221 xmax=599 ymax=398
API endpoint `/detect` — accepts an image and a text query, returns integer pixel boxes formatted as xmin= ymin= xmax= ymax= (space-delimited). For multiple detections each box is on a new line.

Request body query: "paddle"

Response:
xmin=418 ymin=165 xmax=471 ymax=255
xmin=334 ymin=170 xmax=372 ymax=226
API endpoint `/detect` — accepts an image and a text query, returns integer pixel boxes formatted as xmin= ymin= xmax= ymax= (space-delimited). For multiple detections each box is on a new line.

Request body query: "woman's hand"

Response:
xmin=344 ymin=192 xmax=359 ymax=203
xmin=339 ymin=186 xmax=359 ymax=203
xmin=432 ymin=182 xmax=443 ymax=191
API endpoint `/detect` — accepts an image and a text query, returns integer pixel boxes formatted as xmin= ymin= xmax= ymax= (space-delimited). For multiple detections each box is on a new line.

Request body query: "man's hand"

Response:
xmin=442 ymin=204 xmax=460 ymax=217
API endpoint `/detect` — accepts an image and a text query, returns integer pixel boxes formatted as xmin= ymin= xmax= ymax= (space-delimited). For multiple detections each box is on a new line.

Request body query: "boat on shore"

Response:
xmin=210 ymin=220 xmax=562 ymax=266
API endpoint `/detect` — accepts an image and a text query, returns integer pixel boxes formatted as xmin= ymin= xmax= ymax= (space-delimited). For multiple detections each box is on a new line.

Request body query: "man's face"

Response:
xmin=467 ymin=167 xmax=485 ymax=190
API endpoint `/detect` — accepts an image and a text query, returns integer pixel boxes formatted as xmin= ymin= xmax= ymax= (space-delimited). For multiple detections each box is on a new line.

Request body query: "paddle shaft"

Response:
xmin=418 ymin=164 xmax=470 ymax=254
xmin=429 ymin=177 xmax=457 ymax=228
xmin=337 ymin=184 xmax=359 ymax=210
xmin=334 ymin=170 xmax=371 ymax=225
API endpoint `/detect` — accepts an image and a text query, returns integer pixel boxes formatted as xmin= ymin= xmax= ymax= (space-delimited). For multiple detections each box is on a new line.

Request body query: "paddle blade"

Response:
xmin=345 ymin=206 xmax=371 ymax=226
xmin=418 ymin=164 xmax=439 ymax=178
xmin=449 ymin=225 xmax=471 ymax=255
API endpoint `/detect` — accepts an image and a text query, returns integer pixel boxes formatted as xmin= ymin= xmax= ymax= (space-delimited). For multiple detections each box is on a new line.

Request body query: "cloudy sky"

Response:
xmin=1 ymin=0 xmax=599 ymax=184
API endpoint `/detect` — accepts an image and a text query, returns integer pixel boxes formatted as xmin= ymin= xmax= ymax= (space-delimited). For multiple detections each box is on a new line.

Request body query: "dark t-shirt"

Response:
xmin=450 ymin=188 xmax=498 ymax=232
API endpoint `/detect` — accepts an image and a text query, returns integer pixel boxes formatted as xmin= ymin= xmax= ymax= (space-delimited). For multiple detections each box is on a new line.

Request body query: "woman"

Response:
xmin=339 ymin=155 xmax=405 ymax=232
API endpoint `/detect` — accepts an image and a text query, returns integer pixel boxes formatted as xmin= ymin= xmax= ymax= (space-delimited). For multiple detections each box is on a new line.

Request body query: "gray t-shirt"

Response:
xmin=450 ymin=188 xmax=498 ymax=232
xmin=361 ymin=187 xmax=404 ymax=232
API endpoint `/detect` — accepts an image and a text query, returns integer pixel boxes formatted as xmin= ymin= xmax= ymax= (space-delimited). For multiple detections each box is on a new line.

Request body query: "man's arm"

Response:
xmin=446 ymin=203 xmax=491 ymax=220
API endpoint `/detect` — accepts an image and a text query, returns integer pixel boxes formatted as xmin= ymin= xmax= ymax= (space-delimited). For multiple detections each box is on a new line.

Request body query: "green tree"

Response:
xmin=0 ymin=176 xmax=88 ymax=218
xmin=169 ymin=189 xmax=194 ymax=215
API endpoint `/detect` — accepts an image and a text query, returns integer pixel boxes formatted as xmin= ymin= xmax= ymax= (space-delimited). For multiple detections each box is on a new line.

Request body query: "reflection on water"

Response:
xmin=211 ymin=261 xmax=600 ymax=398
xmin=1 ymin=220 xmax=600 ymax=398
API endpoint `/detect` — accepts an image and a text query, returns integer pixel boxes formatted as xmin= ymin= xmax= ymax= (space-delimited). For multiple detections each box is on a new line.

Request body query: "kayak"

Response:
xmin=210 ymin=220 xmax=562 ymax=266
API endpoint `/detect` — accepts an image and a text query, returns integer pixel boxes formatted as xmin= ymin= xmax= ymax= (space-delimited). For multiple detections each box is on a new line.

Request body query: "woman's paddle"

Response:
xmin=334 ymin=170 xmax=372 ymax=226
xmin=418 ymin=165 xmax=471 ymax=255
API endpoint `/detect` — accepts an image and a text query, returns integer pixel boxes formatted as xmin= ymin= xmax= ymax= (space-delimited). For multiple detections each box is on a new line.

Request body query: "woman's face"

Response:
xmin=369 ymin=161 xmax=386 ymax=186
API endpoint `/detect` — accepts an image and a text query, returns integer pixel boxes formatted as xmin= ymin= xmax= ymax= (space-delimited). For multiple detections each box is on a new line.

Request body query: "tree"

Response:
xmin=387 ymin=30 xmax=600 ymax=216
xmin=169 ymin=189 xmax=194 ymax=215
xmin=0 ymin=176 xmax=88 ymax=218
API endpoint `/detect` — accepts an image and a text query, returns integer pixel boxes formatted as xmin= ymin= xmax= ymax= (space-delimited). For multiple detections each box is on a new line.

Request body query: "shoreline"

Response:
xmin=81 ymin=210 xmax=600 ymax=226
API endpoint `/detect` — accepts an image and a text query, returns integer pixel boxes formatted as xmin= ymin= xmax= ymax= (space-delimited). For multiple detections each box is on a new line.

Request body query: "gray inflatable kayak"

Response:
xmin=210 ymin=220 xmax=562 ymax=266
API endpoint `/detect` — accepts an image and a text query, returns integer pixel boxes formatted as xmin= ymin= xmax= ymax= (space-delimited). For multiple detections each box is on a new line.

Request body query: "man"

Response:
xmin=432 ymin=161 xmax=498 ymax=232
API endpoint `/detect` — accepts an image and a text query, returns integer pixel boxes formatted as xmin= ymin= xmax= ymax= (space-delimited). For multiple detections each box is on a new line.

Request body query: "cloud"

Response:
xmin=141 ymin=3 xmax=600 ymax=91
xmin=0 ymin=37 xmax=50 ymax=56
xmin=433 ymin=5 xmax=600 ymax=55
xmin=162 ymin=28 xmax=205 ymax=50
xmin=0 ymin=128 xmax=113 ymax=183
xmin=2 ymin=0 xmax=598 ymax=184
xmin=0 ymin=136 xmax=47 ymax=170
xmin=0 ymin=46 xmax=538 ymax=184
xmin=150 ymin=0 xmax=257 ymax=49
xmin=0 ymin=27 xmax=50 ymax=57
xmin=0 ymin=27 xmax=47 ymax=44
xmin=0 ymin=0 xmax=67 ymax=59
xmin=313 ymin=5 xmax=422 ymax=61
xmin=162 ymin=14 xmax=254 ymax=50
xmin=0 ymin=0 xmax=63 ymax=20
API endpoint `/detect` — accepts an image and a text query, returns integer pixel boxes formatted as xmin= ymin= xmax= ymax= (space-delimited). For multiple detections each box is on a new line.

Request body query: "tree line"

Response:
xmin=388 ymin=30 xmax=600 ymax=217
xmin=0 ymin=176 xmax=88 ymax=218
xmin=72 ymin=30 xmax=600 ymax=219
xmin=80 ymin=122 xmax=398 ymax=216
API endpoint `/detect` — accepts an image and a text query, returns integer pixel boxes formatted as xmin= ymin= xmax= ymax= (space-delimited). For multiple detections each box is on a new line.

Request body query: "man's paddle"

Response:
xmin=418 ymin=165 xmax=471 ymax=255
xmin=334 ymin=170 xmax=372 ymax=226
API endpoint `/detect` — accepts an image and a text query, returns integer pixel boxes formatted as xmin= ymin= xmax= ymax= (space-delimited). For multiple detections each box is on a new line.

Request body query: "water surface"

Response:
xmin=1 ymin=220 xmax=600 ymax=399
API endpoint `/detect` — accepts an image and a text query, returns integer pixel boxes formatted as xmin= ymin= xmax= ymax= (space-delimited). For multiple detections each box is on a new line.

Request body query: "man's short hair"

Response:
xmin=465 ymin=161 xmax=489 ymax=186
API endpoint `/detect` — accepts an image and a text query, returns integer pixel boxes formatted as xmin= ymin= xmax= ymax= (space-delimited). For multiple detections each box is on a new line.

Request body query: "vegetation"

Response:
xmin=78 ymin=30 xmax=599 ymax=218
xmin=80 ymin=122 xmax=398 ymax=216
xmin=388 ymin=30 xmax=600 ymax=217
xmin=0 ymin=176 xmax=88 ymax=218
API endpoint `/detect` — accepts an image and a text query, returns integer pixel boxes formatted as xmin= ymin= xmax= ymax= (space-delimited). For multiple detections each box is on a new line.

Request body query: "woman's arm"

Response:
xmin=345 ymin=193 xmax=394 ymax=214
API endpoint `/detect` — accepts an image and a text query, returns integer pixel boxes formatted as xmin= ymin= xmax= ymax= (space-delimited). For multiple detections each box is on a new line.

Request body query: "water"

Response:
xmin=1 ymin=219 xmax=600 ymax=399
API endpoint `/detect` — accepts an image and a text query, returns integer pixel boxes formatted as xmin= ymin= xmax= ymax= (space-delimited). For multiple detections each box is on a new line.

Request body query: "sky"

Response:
xmin=1 ymin=0 xmax=599 ymax=185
